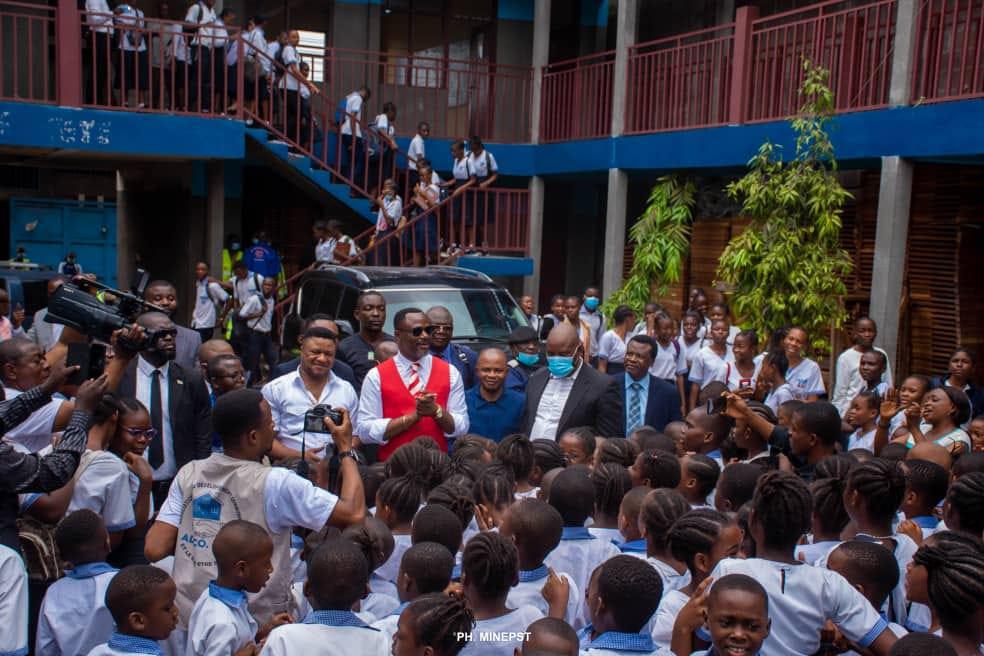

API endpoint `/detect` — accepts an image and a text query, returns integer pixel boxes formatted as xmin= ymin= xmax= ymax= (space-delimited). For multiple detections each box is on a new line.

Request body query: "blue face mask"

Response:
xmin=252 ymin=238 xmax=260 ymax=245
xmin=547 ymin=355 xmax=576 ymax=377
xmin=230 ymin=242 xmax=241 ymax=251
xmin=516 ymin=352 xmax=539 ymax=367
xmin=584 ymin=296 xmax=600 ymax=311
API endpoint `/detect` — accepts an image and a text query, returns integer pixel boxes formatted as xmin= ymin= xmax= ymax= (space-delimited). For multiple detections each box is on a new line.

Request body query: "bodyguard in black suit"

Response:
xmin=615 ymin=334 xmax=683 ymax=434
xmin=520 ymin=323 xmax=623 ymax=439
xmin=118 ymin=312 xmax=212 ymax=506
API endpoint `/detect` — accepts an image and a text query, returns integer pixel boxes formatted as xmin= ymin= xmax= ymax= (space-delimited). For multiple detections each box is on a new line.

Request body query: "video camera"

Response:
xmin=44 ymin=269 xmax=162 ymax=347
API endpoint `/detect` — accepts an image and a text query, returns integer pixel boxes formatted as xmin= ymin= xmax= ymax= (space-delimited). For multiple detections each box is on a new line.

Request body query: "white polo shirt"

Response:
xmin=37 ymin=562 xmax=117 ymax=656
xmin=279 ymin=45 xmax=300 ymax=91
xmin=117 ymin=6 xmax=146 ymax=52
xmin=85 ymin=0 xmax=114 ymax=33
xmin=261 ymin=369 xmax=360 ymax=453
xmin=187 ymin=582 xmax=258 ymax=656
xmin=259 ymin=611 xmax=390 ymax=656
xmin=407 ymin=134 xmax=425 ymax=170
xmin=467 ymin=150 xmax=498 ymax=178
xmin=238 ymin=294 xmax=275 ymax=334
xmin=688 ymin=345 xmax=734 ymax=389
xmin=0 ymin=544 xmax=28 ymax=656
xmin=192 ymin=279 xmax=228 ymax=330
xmin=649 ymin=340 xmax=687 ymax=381
xmin=785 ymin=357 xmax=826 ymax=399
xmin=507 ymin=567 xmax=581 ymax=629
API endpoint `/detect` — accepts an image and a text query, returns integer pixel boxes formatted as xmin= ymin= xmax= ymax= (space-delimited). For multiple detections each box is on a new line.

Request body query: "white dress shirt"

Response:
xmin=466 ymin=150 xmax=498 ymax=178
xmin=36 ymin=563 xmax=117 ymax=656
xmin=507 ymin=570 xmax=581 ymax=628
xmin=261 ymin=369 xmax=360 ymax=453
xmin=184 ymin=0 xmax=218 ymax=47
xmin=407 ymin=134 xmax=425 ymax=170
xmin=230 ymin=273 xmax=262 ymax=305
xmin=192 ymin=279 xmax=228 ymax=329
xmin=459 ymin=605 xmax=544 ymax=656
xmin=375 ymin=196 xmax=403 ymax=232
xmin=260 ymin=617 xmax=390 ymax=656
xmin=117 ymin=6 xmax=146 ymax=52
xmin=135 ymin=356 xmax=176 ymax=481
xmin=187 ymin=583 xmax=258 ymax=656
xmin=238 ymin=294 xmax=275 ymax=334
xmin=85 ymin=0 xmax=114 ymax=33
xmin=340 ymin=91 xmax=363 ymax=137
xmin=1 ymin=386 xmax=64 ymax=453
xmin=529 ymin=363 xmax=582 ymax=441
xmin=68 ymin=450 xmax=136 ymax=532
xmin=0 ymin=543 xmax=28 ymax=656
xmin=356 ymin=352 xmax=469 ymax=445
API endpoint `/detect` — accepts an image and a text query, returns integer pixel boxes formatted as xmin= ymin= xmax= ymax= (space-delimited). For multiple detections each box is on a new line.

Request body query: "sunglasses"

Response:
xmin=404 ymin=325 xmax=437 ymax=337
xmin=124 ymin=426 xmax=159 ymax=439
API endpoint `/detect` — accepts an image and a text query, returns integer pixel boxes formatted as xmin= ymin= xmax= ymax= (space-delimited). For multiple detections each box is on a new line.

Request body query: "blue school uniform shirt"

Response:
xmin=187 ymin=581 xmax=258 ymax=656
xmin=260 ymin=610 xmax=390 ymax=656
xmin=87 ymin=633 xmax=165 ymax=655
xmin=507 ymin=565 xmax=582 ymax=629
xmin=37 ymin=562 xmax=118 ymax=656
xmin=464 ymin=385 xmax=524 ymax=443
xmin=578 ymin=626 xmax=672 ymax=655
xmin=544 ymin=527 xmax=621 ymax=610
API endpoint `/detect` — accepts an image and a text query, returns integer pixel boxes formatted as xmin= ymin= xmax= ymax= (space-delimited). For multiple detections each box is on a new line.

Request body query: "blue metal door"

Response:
xmin=9 ymin=198 xmax=117 ymax=286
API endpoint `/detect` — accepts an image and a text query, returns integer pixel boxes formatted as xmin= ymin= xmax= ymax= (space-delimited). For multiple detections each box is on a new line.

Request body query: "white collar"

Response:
xmin=137 ymin=355 xmax=170 ymax=377
xmin=395 ymin=351 xmax=431 ymax=370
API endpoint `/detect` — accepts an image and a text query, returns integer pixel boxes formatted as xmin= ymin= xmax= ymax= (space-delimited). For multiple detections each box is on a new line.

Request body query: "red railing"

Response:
xmin=745 ymin=0 xmax=898 ymax=122
xmin=539 ymin=50 xmax=615 ymax=142
xmin=0 ymin=1 xmax=56 ymax=104
xmin=911 ymin=0 xmax=984 ymax=103
xmin=625 ymin=26 xmax=735 ymax=134
xmin=310 ymin=47 xmax=533 ymax=144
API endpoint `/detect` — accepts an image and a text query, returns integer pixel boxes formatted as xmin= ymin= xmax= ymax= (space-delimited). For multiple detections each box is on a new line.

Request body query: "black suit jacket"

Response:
xmin=520 ymin=363 xmax=623 ymax=438
xmin=614 ymin=373 xmax=682 ymax=434
xmin=271 ymin=357 xmax=360 ymax=392
xmin=119 ymin=359 xmax=213 ymax=472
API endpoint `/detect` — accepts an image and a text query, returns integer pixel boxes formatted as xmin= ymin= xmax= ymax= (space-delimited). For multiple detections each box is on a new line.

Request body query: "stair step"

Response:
xmin=246 ymin=128 xmax=271 ymax=142
xmin=266 ymin=141 xmax=290 ymax=158
xmin=287 ymin=153 xmax=311 ymax=171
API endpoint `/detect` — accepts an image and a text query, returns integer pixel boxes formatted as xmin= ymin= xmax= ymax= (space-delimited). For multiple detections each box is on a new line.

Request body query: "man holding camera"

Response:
xmin=118 ymin=311 xmax=213 ymax=506
xmin=261 ymin=326 xmax=359 ymax=462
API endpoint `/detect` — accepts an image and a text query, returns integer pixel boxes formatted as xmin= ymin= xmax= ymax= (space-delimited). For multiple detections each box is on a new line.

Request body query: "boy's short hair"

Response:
xmin=904 ymin=459 xmax=949 ymax=509
xmin=793 ymin=402 xmax=842 ymax=447
xmin=596 ymin=555 xmax=663 ymax=633
xmin=105 ymin=565 xmax=172 ymax=626
xmin=778 ymin=399 xmax=805 ymax=416
xmin=716 ymin=462 xmax=762 ymax=510
xmin=548 ymin=466 xmax=594 ymax=526
xmin=212 ymin=520 xmax=271 ymax=573
xmin=411 ymin=504 xmax=464 ymax=556
xmin=307 ymin=538 xmax=370 ymax=609
xmin=213 ymin=389 xmax=265 ymax=448
xmin=829 ymin=540 xmax=899 ymax=607
xmin=889 ymin=631 xmax=958 ymax=656
xmin=54 ymin=509 xmax=106 ymax=564
xmin=401 ymin=542 xmax=455 ymax=595
xmin=508 ymin=499 xmax=563 ymax=564
xmin=684 ymin=454 xmax=721 ymax=497
xmin=708 ymin=573 xmax=769 ymax=609
xmin=619 ymin=486 xmax=650 ymax=527
xmin=523 ymin=617 xmax=579 ymax=656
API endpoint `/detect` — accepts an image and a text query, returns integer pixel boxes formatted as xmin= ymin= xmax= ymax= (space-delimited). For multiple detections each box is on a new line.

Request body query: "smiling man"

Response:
xmin=356 ymin=307 xmax=468 ymax=459
xmin=465 ymin=347 xmax=523 ymax=443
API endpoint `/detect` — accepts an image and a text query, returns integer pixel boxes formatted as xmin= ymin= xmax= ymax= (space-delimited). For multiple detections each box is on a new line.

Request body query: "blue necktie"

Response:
xmin=627 ymin=381 xmax=643 ymax=434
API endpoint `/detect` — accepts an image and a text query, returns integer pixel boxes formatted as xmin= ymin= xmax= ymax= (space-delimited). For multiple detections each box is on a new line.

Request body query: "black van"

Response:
xmin=281 ymin=265 xmax=530 ymax=350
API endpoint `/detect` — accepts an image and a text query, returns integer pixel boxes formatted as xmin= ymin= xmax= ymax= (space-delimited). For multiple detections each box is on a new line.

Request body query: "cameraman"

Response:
xmin=261 ymin=326 xmax=358 ymax=462
xmin=0 ymin=362 xmax=108 ymax=551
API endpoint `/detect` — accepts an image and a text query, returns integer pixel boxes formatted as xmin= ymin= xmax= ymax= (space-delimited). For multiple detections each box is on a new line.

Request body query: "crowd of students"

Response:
xmin=0 ymin=278 xmax=983 ymax=656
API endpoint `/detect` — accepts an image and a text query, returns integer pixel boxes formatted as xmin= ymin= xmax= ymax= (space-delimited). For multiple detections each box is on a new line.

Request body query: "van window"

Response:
xmin=298 ymin=279 xmax=344 ymax=319
xmin=376 ymin=288 xmax=528 ymax=341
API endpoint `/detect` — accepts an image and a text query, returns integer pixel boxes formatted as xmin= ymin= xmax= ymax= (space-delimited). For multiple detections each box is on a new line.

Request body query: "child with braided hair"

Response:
xmin=392 ymin=593 xmax=475 ymax=656
xmin=650 ymin=508 xmax=742 ymax=649
xmin=795 ymin=476 xmax=850 ymax=565
xmin=496 ymin=435 xmax=539 ymax=498
xmin=589 ymin=462 xmax=632 ymax=545
xmin=459 ymin=531 xmax=569 ymax=655
xmin=628 ymin=449 xmax=681 ymax=489
xmin=942 ymin=471 xmax=984 ymax=539
xmin=593 ymin=437 xmax=639 ymax=469
xmin=342 ymin=518 xmax=400 ymax=621
xmin=709 ymin=470 xmax=899 ymax=656
xmin=905 ymin=531 xmax=984 ymax=655
xmin=903 ymin=531 xmax=983 ymax=634
xmin=473 ymin=462 xmax=516 ymax=531
xmin=898 ymin=459 xmax=949 ymax=541
xmin=530 ymin=440 xmax=566 ymax=488
xmin=616 ymin=487 xmax=650 ymax=552
xmin=372 ymin=541 xmax=456 ymax=645
xmin=637 ymin=488 xmax=691 ymax=595
xmin=375 ymin=473 xmax=428 ymax=585
xmin=676 ymin=454 xmax=720 ymax=508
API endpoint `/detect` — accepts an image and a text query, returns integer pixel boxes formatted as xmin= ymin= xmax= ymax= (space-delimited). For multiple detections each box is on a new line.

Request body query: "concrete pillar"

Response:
xmin=206 ymin=161 xmax=225 ymax=278
xmin=523 ymin=175 xmax=546 ymax=301
xmin=610 ymin=0 xmax=638 ymax=137
xmin=115 ymin=171 xmax=135 ymax=289
xmin=529 ymin=0 xmax=551 ymax=145
xmin=869 ymin=156 xmax=913 ymax=376
xmin=889 ymin=0 xmax=919 ymax=106
xmin=602 ymin=168 xmax=628 ymax=299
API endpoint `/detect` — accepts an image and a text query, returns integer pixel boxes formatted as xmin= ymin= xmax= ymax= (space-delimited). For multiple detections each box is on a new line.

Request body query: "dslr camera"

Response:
xmin=304 ymin=404 xmax=343 ymax=433
xmin=44 ymin=269 xmax=160 ymax=347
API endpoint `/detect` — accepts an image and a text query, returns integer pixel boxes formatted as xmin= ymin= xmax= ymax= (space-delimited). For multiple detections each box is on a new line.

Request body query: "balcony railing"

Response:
xmin=0 ymin=1 xmax=57 ymax=104
xmin=911 ymin=0 xmax=984 ymax=103
xmin=540 ymin=50 xmax=615 ymax=142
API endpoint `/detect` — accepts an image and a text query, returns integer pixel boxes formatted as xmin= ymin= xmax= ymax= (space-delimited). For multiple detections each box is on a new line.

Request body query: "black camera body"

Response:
xmin=44 ymin=269 xmax=155 ymax=344
xmin=304 ymin=404 xmax=343 ymax=433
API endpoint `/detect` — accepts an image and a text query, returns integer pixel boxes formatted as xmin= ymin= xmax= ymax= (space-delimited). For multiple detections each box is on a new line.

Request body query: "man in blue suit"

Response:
xmin=616 ymin=334 xmax=682 ymax=435
xmin=426 ymin=305 xmax=478 ymax=389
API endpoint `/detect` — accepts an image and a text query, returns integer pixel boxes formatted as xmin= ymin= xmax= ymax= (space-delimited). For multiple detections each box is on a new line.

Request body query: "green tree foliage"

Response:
xmin=716 ymin=61 xmax=853 ymax=354
xmin=601 ymin=176 xmax=696 ymax=320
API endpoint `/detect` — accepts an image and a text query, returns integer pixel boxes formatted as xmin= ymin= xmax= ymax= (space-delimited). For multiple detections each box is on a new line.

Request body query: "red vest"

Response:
xmin=377 ymin=356 xmax=451 ymax=460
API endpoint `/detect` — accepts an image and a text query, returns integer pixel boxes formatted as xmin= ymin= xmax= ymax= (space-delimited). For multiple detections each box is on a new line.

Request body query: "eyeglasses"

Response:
xmin=404 ymin=325 xmax=437 ymax=337
xmin=430 ymin=324 xmax=453 ymax=334
xmin=124 ymin=427 xmax=158 ymax=439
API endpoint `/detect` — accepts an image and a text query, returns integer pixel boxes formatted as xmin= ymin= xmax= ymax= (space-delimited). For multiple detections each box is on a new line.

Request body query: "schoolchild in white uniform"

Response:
xmin=445 ymin=140 xmax=475 ymax=246
xmin=390 ymin=593 xmax=475 ymax=656
xmin=577 ymin=555 xmax=667 ymax=656
xmin=597 ymin=306 xmax=636 ymax=376
xmin=85 ymin=0 xmax=115 ymax=105
xmin=191 ymin=262 xmax=228 ymax=342
xmin=370 ymin=541 xmax=455 ymax=646
xmin=726 ymin=329 xmax=762 ymax=392
xmin=706 ymin=303 xmax=742 ymax=347
xmin=831 ymin=317 xmax=892 ymax=417
xmin=649 ymin=314 xmax=687 ymax=385
xmin=37 ymin=510 xmax=118 ymax=656
xmin=898 ymin=459 xmax=947 ymax=541
xmin=781 ymin=326 xmax=826 ymax=401
xmin=760 ymin=351 xmax=796 ymax=416
xmin=187 ymin=521 xmax=290 ymax=656
xmin=464 ymin=136 xmax=499 ymax=249
xmin=794 ymin=475 xmax=849 ymax=566
xmin=0 ymin=537 xmax=28 ymax=656
xmin=117 ymin=2 xmax=148 ymax=107
xmin=372 ymin=474 xmax=420 ymax=585
xmin=636 ymin=489 xmax=692 ymax=595
xmin=543 ymin=469 xmax=621 ymax=599
xmin=260 ymin=538 xmax=390 ymax=656
xmin=687 ymin=320 xmax=734 ymax=411
xmin=650 ymin=508 xmax=741 ymax=649
xmin=87 ymin=564 xmax=179 ymax=656
xmin=846 ymin=391 xmax=881 ymax=453
xmin=678 ymin=311 xmax=705 ymax=375
xmin=458 ymin=532 xmax=553 ymax=656
xmin=406 ymin=121 xmax=430 ymax=187
xmin=499 ymin=499 xmax=581 ymax=628
xmin=676 ymin=574 xmax=773 ymax=656
xmin=709 ymin=471 xmax=896 ymax=656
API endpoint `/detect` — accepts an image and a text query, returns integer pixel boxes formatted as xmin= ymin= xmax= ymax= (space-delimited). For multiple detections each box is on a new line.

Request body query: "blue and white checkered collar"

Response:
xmin=107 ymin=632 xmax=163 ymax=655
xmin=518 ymin=565 xmax=549 ymax=582
xmin=561 ymin=526 xmax=595 ymax=540
xmin=588 ymin=630 xmax=656 ymax=652
xmin=618 ymin=539 xmax=646 ymax=553
xmin=208 ymin=581 xmax=248 ymax=609
xmin=911 ymin=515 xmax=939 ymax=529
xmin=304 ymin=609 xmax=379 ymax=630
xmin=65 ymin=561 xmax=118 ymax=579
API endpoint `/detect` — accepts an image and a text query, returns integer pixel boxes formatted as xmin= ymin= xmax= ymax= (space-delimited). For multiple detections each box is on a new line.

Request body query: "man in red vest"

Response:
xmin=355 ymin=307 xmax=469 ymax=460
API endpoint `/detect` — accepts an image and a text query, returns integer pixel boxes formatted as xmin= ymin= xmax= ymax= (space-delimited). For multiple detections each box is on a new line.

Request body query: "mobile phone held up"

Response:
xmin=66 ymin=342 xmax=108 ymax=386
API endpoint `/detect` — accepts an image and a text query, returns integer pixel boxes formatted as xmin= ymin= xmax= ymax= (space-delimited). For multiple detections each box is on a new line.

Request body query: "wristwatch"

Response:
xmin=435 ymin=406 xmax=444 ymax=420
xmin=337 ymin=450 xmax=359 ymax=463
